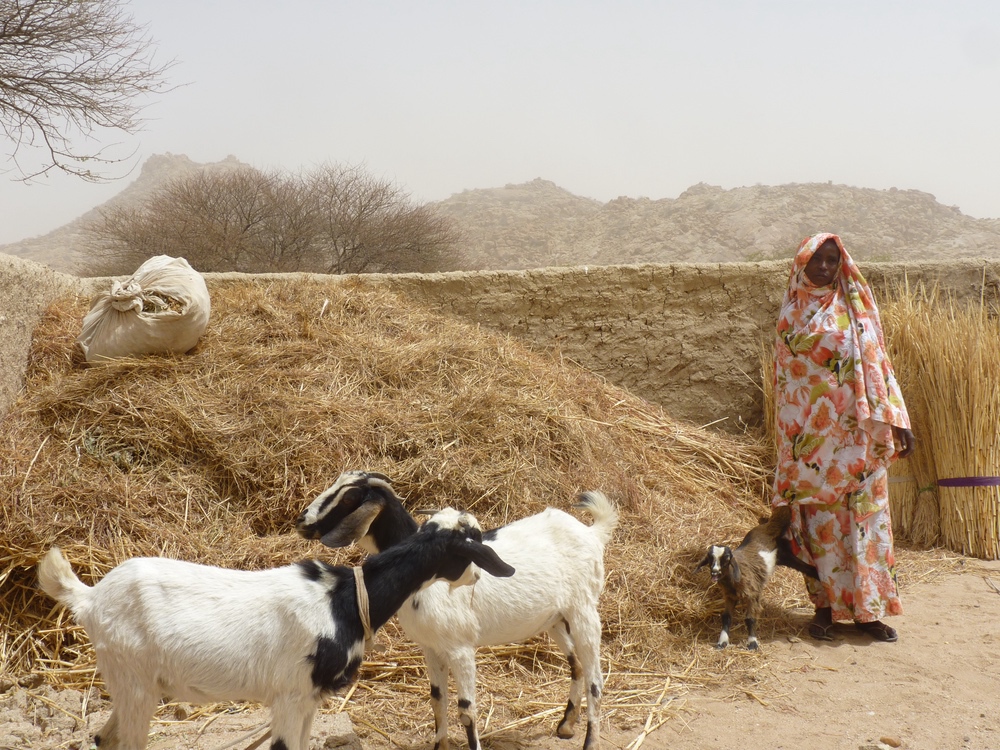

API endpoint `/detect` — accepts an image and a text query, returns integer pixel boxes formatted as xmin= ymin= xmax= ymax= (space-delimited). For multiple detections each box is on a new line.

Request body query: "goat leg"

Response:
xmin=716 ymin=609 xmax=732 ymax=649
xmin=776 ymin=538 xmax=819 ymax=579
xmin=744 ymin=616 xmax=760 ymax=651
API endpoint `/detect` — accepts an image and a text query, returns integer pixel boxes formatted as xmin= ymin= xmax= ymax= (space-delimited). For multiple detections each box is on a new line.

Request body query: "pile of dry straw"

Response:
xmin=0 ymin=277 xmax=946 ymax=742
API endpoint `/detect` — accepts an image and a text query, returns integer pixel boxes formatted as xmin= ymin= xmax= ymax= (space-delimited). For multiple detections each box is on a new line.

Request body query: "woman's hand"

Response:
xmin=893 ymin=426 xmax=916 ymax=458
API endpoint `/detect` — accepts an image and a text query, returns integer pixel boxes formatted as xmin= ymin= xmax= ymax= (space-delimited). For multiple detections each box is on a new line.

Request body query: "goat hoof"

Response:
xmin=556 ymin=725 xmax=576 ymax=739
xmin=746 ymin=641 xmax=759 ymax=651
xmin=714 ymin=642 xmax=728 ymax=650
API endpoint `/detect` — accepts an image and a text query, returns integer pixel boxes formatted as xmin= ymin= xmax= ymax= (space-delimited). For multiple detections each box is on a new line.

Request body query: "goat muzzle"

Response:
xmin=295 ymin=519 xmax=320 ymax=540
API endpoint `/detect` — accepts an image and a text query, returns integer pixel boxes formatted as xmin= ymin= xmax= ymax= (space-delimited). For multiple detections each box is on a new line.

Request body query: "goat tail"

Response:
xmin=763 ymin=504 xmax=793 ymax=539
xmin=38 ymin=547 xmax=91 ymax=613
xmin=574 ymin=490 xmax=619 ymax=546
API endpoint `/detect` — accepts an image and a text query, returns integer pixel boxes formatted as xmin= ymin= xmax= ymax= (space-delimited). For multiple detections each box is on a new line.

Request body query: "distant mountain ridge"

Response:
xmin=433 ymin=178 xmax=1000 ymax=269
xmin=4 ymin=154 xmax=1000 ymax=274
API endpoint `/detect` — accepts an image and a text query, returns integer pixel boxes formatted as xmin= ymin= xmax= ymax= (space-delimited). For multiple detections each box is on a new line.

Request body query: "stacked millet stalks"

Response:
xmin=881 ymin=279 xmax=1000 ymax=560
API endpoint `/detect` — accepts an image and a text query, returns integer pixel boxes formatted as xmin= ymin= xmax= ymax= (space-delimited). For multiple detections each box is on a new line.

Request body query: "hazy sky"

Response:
xmin=3 ymin=0 xmax=1000 ymax=245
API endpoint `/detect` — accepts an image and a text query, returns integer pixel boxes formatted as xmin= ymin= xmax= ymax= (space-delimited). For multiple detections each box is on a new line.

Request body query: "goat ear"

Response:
xmin=458 ymin=540 xmax=516 ymax=578
xmin=730 ymin=558 xmax=741 ymax=584
xmin=319 ymin=503 xmax=382 ymax=548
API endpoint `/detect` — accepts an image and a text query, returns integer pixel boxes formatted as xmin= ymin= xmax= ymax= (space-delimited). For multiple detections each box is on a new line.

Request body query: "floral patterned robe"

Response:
xmin=771 ymin=233 xmax=910 ymax=622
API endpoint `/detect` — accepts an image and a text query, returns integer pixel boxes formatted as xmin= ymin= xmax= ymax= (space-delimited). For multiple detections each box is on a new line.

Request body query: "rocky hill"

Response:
xmin=434 ymin=178 xmax=1000 ymax=269
xmin=4 ymin=154 xmax=1000 ymax=273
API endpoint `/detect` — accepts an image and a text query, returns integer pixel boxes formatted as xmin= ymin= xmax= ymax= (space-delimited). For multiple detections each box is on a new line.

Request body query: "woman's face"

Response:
xmin=804 ymin=240 xmax=841 ymax=287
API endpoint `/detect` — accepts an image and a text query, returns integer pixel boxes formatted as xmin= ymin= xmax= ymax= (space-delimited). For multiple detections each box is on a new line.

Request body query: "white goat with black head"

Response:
xmin=296 ymin=470 xmax=618 ymax=750
xmin=37 ymin=508 xmax=513 ymax=750
xmin=695 ymin=506 xmax=818 ymax=650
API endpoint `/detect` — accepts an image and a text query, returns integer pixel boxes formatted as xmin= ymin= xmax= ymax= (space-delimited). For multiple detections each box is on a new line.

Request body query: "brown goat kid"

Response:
xmin=695 ymin=506 xmax=819 ymax=650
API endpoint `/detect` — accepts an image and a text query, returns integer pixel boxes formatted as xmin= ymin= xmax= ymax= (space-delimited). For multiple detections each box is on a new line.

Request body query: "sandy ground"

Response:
xmin=3 ymin=560 xmax=999 ymax=750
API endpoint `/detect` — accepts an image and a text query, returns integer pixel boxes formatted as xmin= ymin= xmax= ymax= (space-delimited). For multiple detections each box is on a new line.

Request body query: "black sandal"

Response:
xmin=808 ymin=607 xmax=834 ymax=641
xmin=808 ymin=621 xmax=834 ymax=641
xmin=854 ymin=620 xmax=898 ymax=642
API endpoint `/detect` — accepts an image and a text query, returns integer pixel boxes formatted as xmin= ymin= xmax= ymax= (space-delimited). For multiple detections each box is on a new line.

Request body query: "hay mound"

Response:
xmin=3 ymin=276 xmax=798 ymax=738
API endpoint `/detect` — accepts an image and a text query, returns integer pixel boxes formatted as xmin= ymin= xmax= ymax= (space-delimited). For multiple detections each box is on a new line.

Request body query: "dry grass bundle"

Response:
xmin=879 ymin=288 xmax=944 ymax=548
xmin=756 ymin=340 xmax=776 ymax=459
xmin=886 ymin=461 xmax=921 ymax=540
xmin=881 ymin=281 xmax=1000 ymax=559
xmin=1 ymin=276 xmax=956 ymax=742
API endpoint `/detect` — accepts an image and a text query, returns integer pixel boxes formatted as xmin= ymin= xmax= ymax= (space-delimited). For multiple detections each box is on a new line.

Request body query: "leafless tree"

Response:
xmin=0 ymin=0 xmax=173 ymax=181
xmin=306 ymin=163 xmax=462 ymax=274
xmin=86 ymin=166 xmax=318 ymax=274
xmin=83 ymin=163 xmax=464 ymax=276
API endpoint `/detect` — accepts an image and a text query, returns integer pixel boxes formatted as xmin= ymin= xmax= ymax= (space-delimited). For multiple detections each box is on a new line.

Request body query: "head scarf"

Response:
xmin=772 ymin=233 xmax=910 ymax=514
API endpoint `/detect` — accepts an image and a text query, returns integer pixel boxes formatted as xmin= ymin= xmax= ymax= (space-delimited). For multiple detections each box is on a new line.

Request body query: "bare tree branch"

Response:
xmin=0 ymin=0 xmax=174 ymax=181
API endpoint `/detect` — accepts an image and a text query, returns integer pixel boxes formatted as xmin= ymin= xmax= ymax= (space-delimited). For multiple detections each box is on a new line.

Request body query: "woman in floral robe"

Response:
xmin=772 ymin=233 xmax=915 ymax=642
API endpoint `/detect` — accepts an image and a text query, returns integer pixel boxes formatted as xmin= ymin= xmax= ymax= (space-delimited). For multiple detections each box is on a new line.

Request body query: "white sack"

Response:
xmin=77 ymin=255 xmax=211 ymax=363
